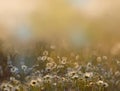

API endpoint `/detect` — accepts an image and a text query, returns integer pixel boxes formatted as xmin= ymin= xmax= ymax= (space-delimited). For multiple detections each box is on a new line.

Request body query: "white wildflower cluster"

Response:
xmin=0 ymin=43 xmax=119 ymax=91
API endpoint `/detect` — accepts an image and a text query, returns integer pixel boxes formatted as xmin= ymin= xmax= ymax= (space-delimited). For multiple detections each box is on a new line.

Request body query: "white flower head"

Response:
xmin=61 ymin=57 xmax=67 ymax=65
xmin=45 ymin=66 xmax=52 ymax=72
xmin=10 ymin=77 xmax=16 ymax=81
xmin=43 ymin=75 xmax=52 ymax=83
xmin=30 ymin=80 xmax=39 ymax=87
xmin=47 ymin=57 xmax=54 ymax=62
xmin=43 ymin=75 xmax=52 ymax=80
xmin=75 ymin=55 xmax=80 ymax=60
xmin=21 ymin=65 xmax=27 ymax=71
xmin=37 ymin=56 xmax=41 ymax=61
xmin=3 ymin=87 xmax=10 ymax=91
xmin=68 ymin=71 xmax=77 ymax=77
xmin=57 ymin=65 xmax=64 ymax=69
xmin=7 ymin=84 xmax=13 ymax=89
xmin=102 ymin=56 xmax=108 ymax=60
xmin=37 ymin=77 xmax=42 ymax=83
xmin=53 ymin=83 xmax=57 ymax=86
xmin=84 ymin=72 xmax=93 ymax=79
xmin=103 ymin=82 xmax=109 ymax=88
xmin=61 ymin=77 xmax=66 ymax=82
xmin=78 ymin=71 xmax=83 ymax=76
xmin=87 ymin=62 xmax=92 ymax=67
xmin=41 ymin=56 xmax=47 ymax=61
xmin=116 ymin=60 xmax=120 ymax=64
xmin=46 ymin=62 xmax=53 ymax=68
xmin=115 ymin=71 xmax=120 ymax=77
xmin=43 ymin=50 xmax=48 ymax=56
xmin=96 ymin=80 xmax=104 ymax=86
xmin=12 ymin=86 xmax=20 ymax=91
xmin=10 ymin=66 xmax=19 ymax=73
xmin=72 ymin=74 xmax=79 ymax=80
xmin=50 ymin=45 xmax=56 ymax=49
xmin=0 ymin=83 xmax=8 ymax=90
xmin=74 ymin=62 xmax=79 ymax=68
xmin=96 ymin=57 xmax=102 ymax=62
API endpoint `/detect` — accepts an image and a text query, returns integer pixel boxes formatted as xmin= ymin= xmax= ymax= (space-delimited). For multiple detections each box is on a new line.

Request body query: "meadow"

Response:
xmin=0 ymin=40 xmax=119 ymax=91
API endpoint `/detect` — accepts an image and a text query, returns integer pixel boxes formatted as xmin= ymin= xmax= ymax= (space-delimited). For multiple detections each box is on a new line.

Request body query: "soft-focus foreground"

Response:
xmin=0 ymin=40 xmax=120 ymax=91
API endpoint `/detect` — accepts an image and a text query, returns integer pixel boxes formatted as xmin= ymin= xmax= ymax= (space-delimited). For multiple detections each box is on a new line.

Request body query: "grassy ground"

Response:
xmin=0 ymin=41 xmax=120 ymax=91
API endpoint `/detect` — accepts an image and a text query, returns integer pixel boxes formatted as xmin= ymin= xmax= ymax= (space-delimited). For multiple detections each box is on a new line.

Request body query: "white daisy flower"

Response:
xmin=96 ymin=80 xmax=104 ymax=86
xmin=30 ymin=80 xmax=39 ymax=87
xmin=43 ymin=50 xmax=48 ymax=56
xmin=103 ymin=82 xmax=109 ymax=88
xmin=96 ymin=56 xmax=102 ymax=62
xmin=84 ymin=72 xmax=93 ymax=79
xmin=21 ymin=65 xmax=27 ymax=71
xmin=10 ymin=66 xmax=19 ymax=73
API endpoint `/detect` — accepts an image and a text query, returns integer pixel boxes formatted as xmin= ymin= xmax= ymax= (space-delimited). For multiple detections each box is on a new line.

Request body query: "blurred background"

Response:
xmin=0 ymin=0 xmax=120 ymax=54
